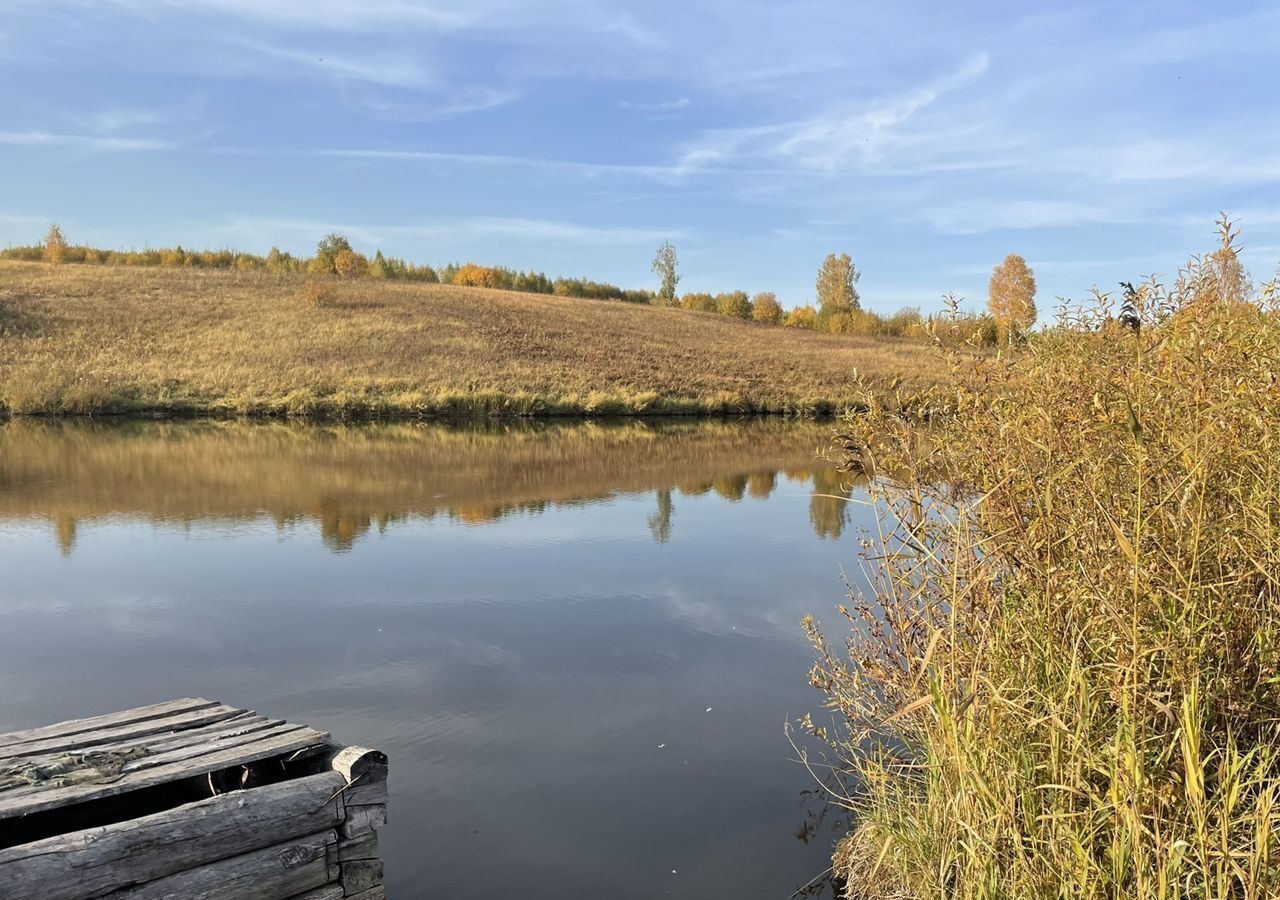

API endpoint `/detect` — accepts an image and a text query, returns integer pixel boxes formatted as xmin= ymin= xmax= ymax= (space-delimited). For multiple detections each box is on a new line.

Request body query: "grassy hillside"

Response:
xmin=0 ymin=262 xmax=946 ymax=417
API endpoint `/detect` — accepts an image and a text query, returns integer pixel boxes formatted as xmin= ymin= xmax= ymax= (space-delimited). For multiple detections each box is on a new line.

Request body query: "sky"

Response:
xmin=2 ymin=0 xmax=1279 ymax=315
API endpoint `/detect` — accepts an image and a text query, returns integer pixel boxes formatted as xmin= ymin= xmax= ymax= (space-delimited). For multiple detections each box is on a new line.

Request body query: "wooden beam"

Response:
xmin=287 ymin=886 xmax=344 ymax=900
xmin=0 ymin=726 xmax=329 ymax=819
xmin=107 ymin=829 xmax=339 ymax=900
xmin=0 ymin=772 xmax=347 ymax=900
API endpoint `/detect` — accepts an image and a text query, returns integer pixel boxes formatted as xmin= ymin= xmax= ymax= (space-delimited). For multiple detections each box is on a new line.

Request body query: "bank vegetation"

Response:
xmin=804 ymin=219 xmax=1280 ymax=898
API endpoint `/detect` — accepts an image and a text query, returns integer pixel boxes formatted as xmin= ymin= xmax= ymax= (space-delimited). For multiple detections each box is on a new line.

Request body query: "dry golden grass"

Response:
xmin=0 ymin=262 xmax=947 ymax=417
xmin=805 ymin=223 xmax=1280 ymax=898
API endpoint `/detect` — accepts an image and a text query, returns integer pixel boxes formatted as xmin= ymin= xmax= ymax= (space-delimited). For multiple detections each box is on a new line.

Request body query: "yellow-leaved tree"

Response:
xmin=987 ymin=253 xmax=1037 ymax=340
xmin=44 ymin=223 xmax=66 ymax=265
xmin=751 ymin=292 xmax=783 ymax=324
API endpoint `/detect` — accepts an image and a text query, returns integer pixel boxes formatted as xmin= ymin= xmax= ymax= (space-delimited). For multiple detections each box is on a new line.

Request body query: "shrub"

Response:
xmin=785 ymin=305 xmax=817 ymax=329
xmin=805 ymin=219 xmax=1280 ymax=898
xmin=454 ymin=263 xmax=505 ymax=288
xmin=681 ymin=292 xmax=717 ymax=313
xmin=302 ymin=279 xmax=336 ymax=308
xmin=552 ymin=277 xmax=625 ymax=300
xmin=44 ymin=224 xmax=66 ymax=265
xmin=880 ymin=306 xmax=923 ymax=337
xmin=333 ymin=249 xmax=369 ymax=279
xmin=751 ymin=292 xmax=783 ymax=324
xmin=313 ymin=233 xmax=353 ymax=275
xmin=715 ymin=290 xmax=752 ymax=319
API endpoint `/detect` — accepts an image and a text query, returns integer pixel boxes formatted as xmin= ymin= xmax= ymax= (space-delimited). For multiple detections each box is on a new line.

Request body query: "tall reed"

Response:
xmin=805 ymin=219 xmax=1280 ymax=898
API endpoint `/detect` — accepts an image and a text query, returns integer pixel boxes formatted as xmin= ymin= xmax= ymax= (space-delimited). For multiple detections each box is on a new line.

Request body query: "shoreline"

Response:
xmin=0 ymin=397 xmax=862 ymax=422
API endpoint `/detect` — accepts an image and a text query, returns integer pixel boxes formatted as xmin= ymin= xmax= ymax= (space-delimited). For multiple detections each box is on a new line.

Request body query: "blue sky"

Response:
xmin=2 ymin=0 xmax=1279 ymax=314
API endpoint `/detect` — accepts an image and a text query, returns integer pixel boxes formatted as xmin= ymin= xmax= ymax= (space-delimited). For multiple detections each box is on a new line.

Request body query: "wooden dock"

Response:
xmin=0 ymin=698 xmax=389 ymax=900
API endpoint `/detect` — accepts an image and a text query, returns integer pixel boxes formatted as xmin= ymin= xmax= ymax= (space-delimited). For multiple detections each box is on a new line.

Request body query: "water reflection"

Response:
xmin=0 ymin=418 xmax=864 ymax=554
xmin=0 ymin=416 xmax=870 ymax=900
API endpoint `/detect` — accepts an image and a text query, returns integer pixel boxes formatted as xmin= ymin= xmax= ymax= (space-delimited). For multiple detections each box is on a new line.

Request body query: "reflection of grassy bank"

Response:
xmin=0 ymin=263 xmax=945 ymax=418
xmin=0 ymin=418 xmax=863 ymax=553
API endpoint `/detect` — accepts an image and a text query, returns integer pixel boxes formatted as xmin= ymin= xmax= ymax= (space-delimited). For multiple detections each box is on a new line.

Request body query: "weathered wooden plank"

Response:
xmin=0 ymin=727 xmax=330 ymax=819
xmin=0 ymin=723 xmax=316 ymax=807
xmin=344 ymin=886 xmax=386 ymax=900
xmin=339 ymin=779 xmax=388 ymax=809
xmin=0 ymin=772 xmax=347 ymax=900
xmin=335 ymin=833 xmax=378 ymax=863
xmin=106 ymin=829 xmax=339 ymax=900
xmin=103 ymin=714 xmax=277 ymax=756
xmin=288 ymin=886 xmax=344 ymax=900
xmin=118 ymin=724 xmax=316 ymax=773
xmin=0 ymin=699 xmax=219 ymax=752
xmin=326 ymin=747 xmax=387 ymax=786
xmin=339 ymin=859 xmax=383 ymax=895
xmin=20 ymin=713 xmax=282 ymax=769
xmin=337 ymin=805 xmax=386 ymax=842
xmin=0 ymin=705 xmax=249 ymax=760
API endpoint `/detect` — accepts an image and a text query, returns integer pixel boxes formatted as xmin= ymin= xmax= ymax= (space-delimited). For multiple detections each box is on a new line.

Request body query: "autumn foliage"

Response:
xmin=987 ymin=252 xmax=1037 ymax=338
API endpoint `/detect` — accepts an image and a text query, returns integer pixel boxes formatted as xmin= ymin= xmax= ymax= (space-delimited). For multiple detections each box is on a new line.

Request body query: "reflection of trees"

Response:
xmin=678 ymin=479 xmax=713 ymax=497
xmin=8 ymin=419 xmax=843 ymax=554
xmin=55 ymin=514 xmax=77 ymax=557
xmin=712 ymin=474 xmax=748 ymax=502
xmin=647 ymin=489 xmax=674 ymax=544
xmin=809 ymin=468 xmax=851 ymax=540
xmin=747 ymin=471 xmax=776 ymax=499
xmin=317 ymin=505 xmax=373 ymax=553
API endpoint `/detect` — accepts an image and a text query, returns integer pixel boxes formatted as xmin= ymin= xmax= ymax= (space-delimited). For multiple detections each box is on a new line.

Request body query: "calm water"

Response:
xmin=0 ymin=418 xmax=870 ymax=898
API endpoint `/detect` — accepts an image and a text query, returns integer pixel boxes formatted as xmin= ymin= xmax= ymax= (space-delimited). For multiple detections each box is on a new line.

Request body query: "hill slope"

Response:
xmin=0 ymin=262 xmax=945 ymax=416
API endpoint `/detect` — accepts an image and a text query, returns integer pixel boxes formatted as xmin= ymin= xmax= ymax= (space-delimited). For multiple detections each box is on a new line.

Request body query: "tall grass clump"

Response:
xmin=804 ymin=219 xmax=1280 ymax=898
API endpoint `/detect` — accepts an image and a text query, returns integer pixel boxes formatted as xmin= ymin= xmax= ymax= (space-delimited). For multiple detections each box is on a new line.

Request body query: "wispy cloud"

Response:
xmin=619 ymin=97 xmax=690 ymax=112
xmin=234 ymin=39 xmax=434 ymax=89
xmin=204 ymin=215 xmax=689 ymax=249
xmin=0 ymin=130 xmax=174 ymax=152
xmin=318 ymin=148 xmax=682 ymax=180
xmin=95 ymin=0 xmax=659 ymax=44
xmin=676 ymin=52 xmax=990 ymax=174
xmin=89 ymin=108 xmax=172 ymax=133
xmin=337 ymin=85 xmax=521 ymax=122
xmin=913 ymin=199 xmax=1126 ymax=235
xmin=1058 ymin=137 xmax=1280 ymax=185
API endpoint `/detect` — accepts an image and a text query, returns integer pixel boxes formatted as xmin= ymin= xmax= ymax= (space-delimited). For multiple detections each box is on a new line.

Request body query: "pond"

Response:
xmin=0 ymin=418 xmax=871 ymax=898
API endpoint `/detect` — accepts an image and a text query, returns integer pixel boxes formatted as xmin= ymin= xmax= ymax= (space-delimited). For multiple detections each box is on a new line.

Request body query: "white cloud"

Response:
xmin=202 ymin=215 xmax=689 ymax=249
xmin=89 ymin=108 xmax=172 ymax=133
xmin=94 ymin=0 xmax=658 ymax=44
xmin=318 ymin=148 xmax=684 ymax=180
xmin=913 ymin=199 xmax=1124 ymax=235
xmin=1062 ymin=138 xmax=1280 ymax=185
xmin=619 ymin=97 xmax=691 ymax=112
xmin=0 ymin=130 xmax=174 ymax=151
xmin=675 ymin=52 xmax=990 ymax=174
xmin=338 ymin=85 xmax=521 ymax=122
xmin=234 ymin=39 xmax=434 ymax=89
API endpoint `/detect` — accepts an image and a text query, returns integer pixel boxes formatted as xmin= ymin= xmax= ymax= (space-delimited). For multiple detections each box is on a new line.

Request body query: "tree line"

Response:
xmin=8 ymin=224 xmax=1040 ymax=346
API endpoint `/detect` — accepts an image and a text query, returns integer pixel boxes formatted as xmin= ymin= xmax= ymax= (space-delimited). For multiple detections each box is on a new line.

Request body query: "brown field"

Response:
xmin=0 ymin=262 xmax=946 ymax=417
